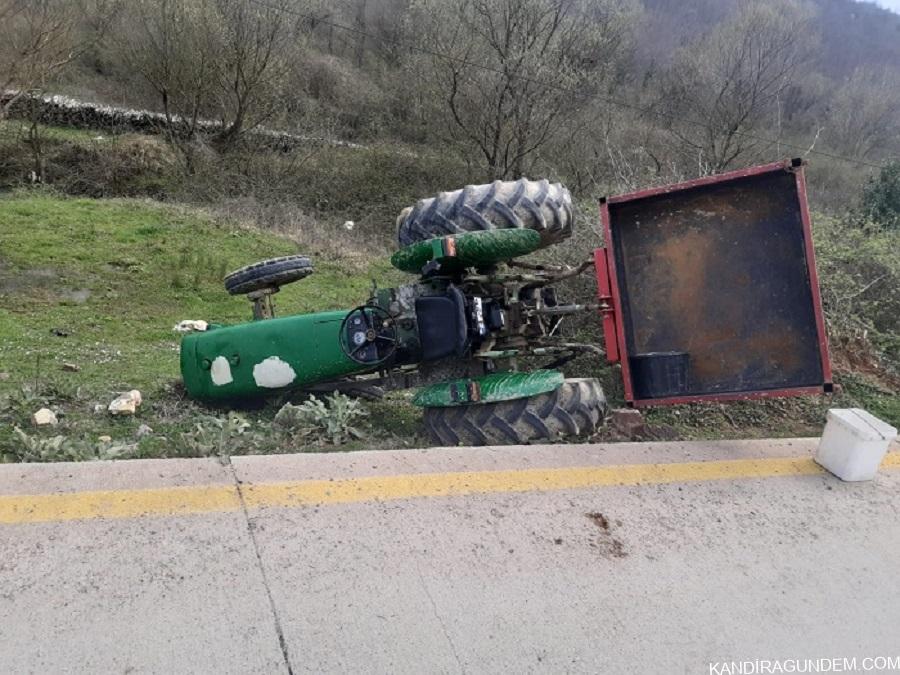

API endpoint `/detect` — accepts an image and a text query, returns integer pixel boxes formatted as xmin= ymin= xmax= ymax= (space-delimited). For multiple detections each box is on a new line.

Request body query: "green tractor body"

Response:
xmin=180 ymin=310 xmax=365 ymax=401
xmin=181 ymin=228 xmax=561 ymax=403
xmin=179 ymin=179 xmax=608 ymax=445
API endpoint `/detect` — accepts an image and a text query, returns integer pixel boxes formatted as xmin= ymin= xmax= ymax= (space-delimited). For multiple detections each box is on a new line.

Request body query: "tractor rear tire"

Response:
xmin=397 ymin=178 xmax=573 ymax=250
xmin=224 ymin=255 xmax=313 ymax=295
xmin=423 ymin=378 xmax=605 ymax=446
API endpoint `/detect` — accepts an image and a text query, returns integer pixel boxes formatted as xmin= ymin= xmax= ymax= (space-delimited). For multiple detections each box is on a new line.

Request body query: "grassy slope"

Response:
xmin=0 ymin=193 xmax=387 ymax=387
xmin=0 ymin=192 xmax=410 ymax=459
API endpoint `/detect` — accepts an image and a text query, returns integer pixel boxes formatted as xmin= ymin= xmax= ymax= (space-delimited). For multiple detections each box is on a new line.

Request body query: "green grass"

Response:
xmin=0 ymin=119 xmax=103 ymax=143
xmin=0 ymin=192 xmax=387 ymax=388
xmin=0 ymin=191 xmax=405 ymax=460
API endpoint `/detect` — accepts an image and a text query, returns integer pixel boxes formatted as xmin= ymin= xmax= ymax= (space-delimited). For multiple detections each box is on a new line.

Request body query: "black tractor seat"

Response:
xmin=415 ymin=285 xmax=470 ymax=362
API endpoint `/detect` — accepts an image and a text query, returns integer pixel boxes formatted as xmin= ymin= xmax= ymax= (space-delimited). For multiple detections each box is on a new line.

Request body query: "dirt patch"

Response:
xmin=585 ymin=511 xmax=610 ymax=530
xmin=592 ymin=538 xmax=628 ymax=559
xmin=0 ymin=259 xmax=59 ymax=294
xmin=0 ymin=259 xmax=91 ymax=304
xmin=585 ymin=511 xmax=628 ymax=558
xmin=831 ymin=335 xmax=900 ymax=391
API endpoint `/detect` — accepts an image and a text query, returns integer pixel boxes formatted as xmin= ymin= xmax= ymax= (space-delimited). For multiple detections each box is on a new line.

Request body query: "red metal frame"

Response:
xmin=603 ymin=159 xmax=795 ymax=205
xmin=794 ymin=166 xmax=834 ymax=386
xmin=597 ymin=159 xmax=833 ymax=407
xmin=593 ymin=248 xmax=619 ymax=364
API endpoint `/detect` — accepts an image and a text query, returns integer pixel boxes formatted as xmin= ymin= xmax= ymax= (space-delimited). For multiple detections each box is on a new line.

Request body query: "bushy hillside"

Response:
xmin=639 ymin=0 xmax=900 ymax=75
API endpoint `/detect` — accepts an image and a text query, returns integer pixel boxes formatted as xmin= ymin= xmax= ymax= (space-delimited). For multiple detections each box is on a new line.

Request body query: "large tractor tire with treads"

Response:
xmin=423 ymin=378 xmax=605 ymax=446
xmin=397 ymin=178 xmax=573 ymax=250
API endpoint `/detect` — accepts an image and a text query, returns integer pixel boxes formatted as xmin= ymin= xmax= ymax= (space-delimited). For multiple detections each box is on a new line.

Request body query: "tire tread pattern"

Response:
xmin=398 ymin=179 xmax=573 ymax=250
xmin=423 ymin=378 xmax=605 ymax=446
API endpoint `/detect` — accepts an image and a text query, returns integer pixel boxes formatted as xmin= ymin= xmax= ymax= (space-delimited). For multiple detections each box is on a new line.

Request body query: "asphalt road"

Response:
xmin=2 ymin=438 xmax=899 ymax=674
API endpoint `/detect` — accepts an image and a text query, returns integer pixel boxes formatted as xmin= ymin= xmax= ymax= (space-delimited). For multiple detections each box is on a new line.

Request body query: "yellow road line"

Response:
xmin=0 ymin=484 xmax=240 ymax=525
xmin=241 ymin=455 xmax=827 ymax=507
xmin=1 ymin=453 xmax=898 ymax=525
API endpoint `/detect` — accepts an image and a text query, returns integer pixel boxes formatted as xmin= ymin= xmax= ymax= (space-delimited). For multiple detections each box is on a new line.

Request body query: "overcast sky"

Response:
xmin=865 ymin=0 xmax=900 ymax=12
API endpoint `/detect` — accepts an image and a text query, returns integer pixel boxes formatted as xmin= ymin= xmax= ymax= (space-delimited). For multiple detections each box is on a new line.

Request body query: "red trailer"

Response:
xmin=594 ymin=158 xmax=832 ymax=407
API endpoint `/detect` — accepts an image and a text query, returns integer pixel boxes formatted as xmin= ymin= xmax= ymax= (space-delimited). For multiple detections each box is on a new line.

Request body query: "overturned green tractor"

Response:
xmin=180 ymin=179 xmax=607 ymax=445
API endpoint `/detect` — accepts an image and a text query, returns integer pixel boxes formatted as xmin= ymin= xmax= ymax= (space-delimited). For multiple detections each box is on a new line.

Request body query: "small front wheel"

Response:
xmin=224 ymin=255 xmax=313 ymax=295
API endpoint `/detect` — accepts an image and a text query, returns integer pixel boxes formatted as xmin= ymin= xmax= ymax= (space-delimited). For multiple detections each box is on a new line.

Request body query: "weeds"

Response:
xmin=175 ymin=413 xmax=268 ymax=457
xmin=274 ymin=393 xmax=368 ymax=446
xmin=5 ymin=427 xmax=138 ymax=463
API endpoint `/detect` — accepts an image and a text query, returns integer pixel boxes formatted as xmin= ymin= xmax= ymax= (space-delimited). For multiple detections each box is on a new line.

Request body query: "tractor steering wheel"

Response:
xmin=339 ymin=305 xmax=398 ymax=365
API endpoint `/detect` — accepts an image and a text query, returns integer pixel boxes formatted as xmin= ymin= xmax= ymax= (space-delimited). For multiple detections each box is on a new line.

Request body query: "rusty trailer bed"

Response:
xmin=595 ymin=159 xmax=832 ymax=407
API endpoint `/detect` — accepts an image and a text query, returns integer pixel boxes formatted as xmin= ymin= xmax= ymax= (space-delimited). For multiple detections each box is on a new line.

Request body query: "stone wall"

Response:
xmin=1 ymin=91 xmax=362 ymax=151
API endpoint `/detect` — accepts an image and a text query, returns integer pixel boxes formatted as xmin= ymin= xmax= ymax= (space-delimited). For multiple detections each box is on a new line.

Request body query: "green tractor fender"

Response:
xmin=412 ymin=369 xmax=565 ymax=407
xmin=390 ymin=228 xmax=541 ymax=274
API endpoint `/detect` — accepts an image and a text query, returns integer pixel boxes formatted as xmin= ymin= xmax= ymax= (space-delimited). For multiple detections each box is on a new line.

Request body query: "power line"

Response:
xmin=250 ymin=0 xmax=893 ymax=171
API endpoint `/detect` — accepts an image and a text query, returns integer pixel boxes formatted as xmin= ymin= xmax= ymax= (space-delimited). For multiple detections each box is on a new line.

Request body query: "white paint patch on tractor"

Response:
xmin=253 ymin=356 xmax=297 ymax=389
xmin=210 ymin=356 xmax=234 ymax=386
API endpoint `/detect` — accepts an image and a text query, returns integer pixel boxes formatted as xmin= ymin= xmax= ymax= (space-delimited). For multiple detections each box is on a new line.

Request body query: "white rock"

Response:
xmin=343 ymin=220 xmax=355 ymax=231
xmin=32 ymin=408 xmax=58 ymax=426
xmin=108 ymin=390 xmax=142 ymax=415
xmin=173 ymin=319 xmax=209 ymax=333
xmin=98 ymin=435 xmax=112 ymax=443
xmin=136 ymin=424 xmax=154 ymax=438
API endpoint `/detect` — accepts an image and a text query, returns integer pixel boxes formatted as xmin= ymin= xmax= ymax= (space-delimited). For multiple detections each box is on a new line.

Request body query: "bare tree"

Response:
xmin=407 ymin=0 xmax=636 ymax=181
xmin=1 ymin=0 xmax=117 ymax=181
xmin=211 ymin=0 xmax=294 ymax=149
xmin=115 ymin=0 xmax=295 ymax=152
xmin=0 ymin=0 xmax=116 ymax=118
xmin=660 ymin=0 xmax=816 ymax=173
xmin=826 ymin=66 xmax=900 ymax=162
xmin=119 ymin=0 xmax=217 ymax=141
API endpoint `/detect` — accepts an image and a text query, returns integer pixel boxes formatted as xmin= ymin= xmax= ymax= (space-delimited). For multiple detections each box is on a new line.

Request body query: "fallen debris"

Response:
xmin=173 ymin=319 xmax=209 ymax=333
xmin=32 ymin=408 xmax=58 ymax=426
xmin=61 ymin=363 xmax=80 ymax=372
xmin=108 ymin=390 xmax=142 ymax=416
xmin=611 ymin=409 xmax=645 ymax=438
xmin=135 ymin=424 xmax=154 ymax=438
xmin=98 ymin=435 xmax=112 ymax=443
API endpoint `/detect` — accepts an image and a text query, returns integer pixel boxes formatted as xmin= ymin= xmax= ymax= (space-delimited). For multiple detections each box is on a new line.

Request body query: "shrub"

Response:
xmin=859 ymin=161 xmax=900 ymax=230
xmin=46 ymin=135 xmax=180 ymax=198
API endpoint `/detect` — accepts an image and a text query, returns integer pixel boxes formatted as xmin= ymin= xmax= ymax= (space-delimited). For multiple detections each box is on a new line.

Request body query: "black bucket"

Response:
xmin=629 ymin=352 xmax=689 ymax=399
